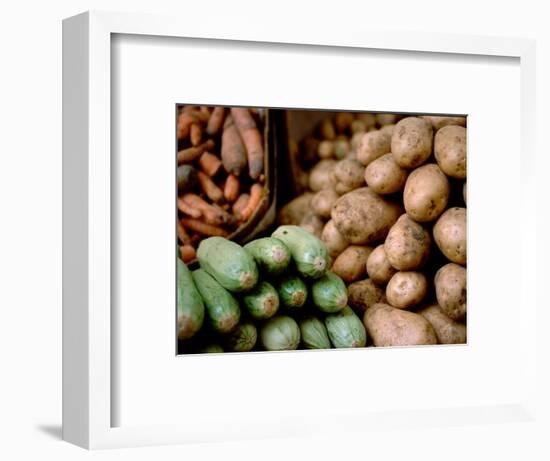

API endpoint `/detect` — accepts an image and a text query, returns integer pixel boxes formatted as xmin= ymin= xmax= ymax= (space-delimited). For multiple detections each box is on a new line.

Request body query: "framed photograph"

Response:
xmin=63 ymin=11 xmax=539 ymax=450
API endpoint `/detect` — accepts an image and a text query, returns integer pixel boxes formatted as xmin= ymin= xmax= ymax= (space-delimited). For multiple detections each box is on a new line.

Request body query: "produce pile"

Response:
xmin=177 ymin=227 xmax=367 ymax=353
xmin=278 ymin=112 xmax=467 ymax=347
xmin=176 ymin=105 xmax=267 ymax=263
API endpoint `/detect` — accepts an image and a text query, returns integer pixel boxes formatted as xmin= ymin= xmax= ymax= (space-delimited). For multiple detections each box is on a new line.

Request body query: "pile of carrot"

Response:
xmin=177 ymin=105 xmax=266 ymax=263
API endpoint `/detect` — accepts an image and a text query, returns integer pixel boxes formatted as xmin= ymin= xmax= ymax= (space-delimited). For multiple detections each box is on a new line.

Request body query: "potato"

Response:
xmin=318 ymin=140 xmax=335 ymax=159
xmin=351 ymin=119 xmax=367 ymax=134
xmin=335 ymin=112 xmax=355 ymax=133
xmin=331 ymin=245 xmax=373 ymax=283
xmin=334 ymin=139 xmax=351 ymax=159
xmin=391 ymin=117 xmax=433 ymax=168
xmin=299 ymin=212 xmax=325 ymax=239
xmin=351 ymin=132 xmax=364 ymax=151
xmin=278 ymin=193 xmax=313 ymax=225
xmin=434 ymin=263 xmax=467 ymax=321
xmin=321 ymin=219 xmax=349 ymax=258
xmin=434 ymin=125 xmax=466 ymax=179
xmin=320 ymin=118 xmax=336 ymax=140
xmin=348 ymin=280 xmax=386 ymax=314
xmin=379 ymin=123 xmax=396 ymax=137
xmin=385 ymin=271 xmax=428 ymax=309
xmin=421 ymin=115 xmax=466 ymax=131
xmin=418 ymin=304 xmax=467 ymax=344
xmin=334 ymin=180 xmax=355 ymax=195
xmin=356 ymin=130 xmax=392 ymax=166
xmin=363 ymin=303 xmax=437 ymax=346
xmin=366 ymin=244 xmax=397 ymax=284
xmin=384 ymin=214 xmax=431 ymax=270
xmin=403 ymin=163 xmax=450 ymax=222
xmin=356 ymin=113 xmax=377 ymax=129
xmin=364 ymin=153 xmax=408 ymax=195
xmin=433 ymin=207 xmax=467 ymax=264
xmin=309 ymin=159 xmax=337 ymax=192
xmin=333 ymin=158 xmax=365 ymax=189
xmin=331 ymin=187 xmax=402 ymax=244
xmin=376 ymin=113 xmax=400 ymax=126
xmin=311 ymin=189 xmax=339 ymax=219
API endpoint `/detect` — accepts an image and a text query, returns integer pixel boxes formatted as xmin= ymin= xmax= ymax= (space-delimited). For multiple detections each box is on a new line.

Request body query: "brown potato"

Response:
xmin=418 ymin=304 xmax=467 ymax=344
xmin=331 ymin=245 xmax=373 ymax=283
xmin=311 ymin=189 xmax=339 ymax=219
xmin=351 ymin=132 xmax=365 ymax=151
xmin=364 ymin=153 xmax=408 ymax=195
xmin=421 ymin=115 xmax=466 ymax=131
xmin=366 ymin=244 xmax=397 ymax=284
xmin=351 ymin=119 xmax=367 ymax=134
xmin=334 ymin=139 xmax=351 ymax=159
xmin=384 ymin=214 xmax=431 ymax=270
xmin=434 ymin=125 xmax=467 ymax=179
xmin=356 ymin=130 xmax=392 ymax=166
xmin=363 ymin=303 xmax=437 ymax=347
xmin=333 ymin=159 xmax=365 ymax=189
xmin=403 ymin=163 xmax=450 ymax=222
xmin=433 ymin=207 xmax=467 ymax=264
xmin=356 ymin=113 xmax=377 ymax=129
xmin=331 ymin=187 xmax=402 ymax=244
xmin=320 ymin=119 xmax=336 ymax=140
xmin=348 ymin=280 xmax=386 ymax=314
xmin=376 ymin=113 xmax=400 ymax=126
xmin=318 ymin=140 xmax=335 ymax=159
xmin=434 ymin=263 xmax=467 ymax=321
xmin=321 ymin=220 xmax=349 ymax=258
xmin=385 ymin=271 xmax=428 ymax=309
xmin=334 ymin=180 xmax=355 ymax=195
xmin=391 ymin=117 xmax=433 ymax=168
xmin=278 ymin=193 xmax=313 ymax=225
xmin=309 ymin=159 xmax=337 ymax=192
xmin=379 ymin=124 xmax=396 ymax=137
xmin=335 ymin=112 xmax=355 ymax=133
xmin=299 ymin=212 xmax=325 ymax=239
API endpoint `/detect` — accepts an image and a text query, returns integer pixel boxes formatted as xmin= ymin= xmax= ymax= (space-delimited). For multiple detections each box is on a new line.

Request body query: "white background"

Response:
xmin=1 ymin=0 xmax=549 ymax=460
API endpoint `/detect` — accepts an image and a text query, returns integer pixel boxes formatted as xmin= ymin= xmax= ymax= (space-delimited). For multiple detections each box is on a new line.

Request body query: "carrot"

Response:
xmin=177 ymin=106 xmax=201 ymax=140
xmin=177 ymin=219 xmax=190 ymax=243
xmin=232 ymin=193 xmax=250 ymax=220
xmin=197 ymin=171 xmax=224 ymax=203
xmin=240 ymin=183 xmax=263 ymax=221
xmin=223 ymin=174 xmax=240 ymax=202
xmin=181 ymin=218 xmax=227 ymax=237
xmin=231 ymin=108 xmax=264 ymax=180
xmin=199 ymin=152 xmax=222 ymax=177
xmin=177 ymin=197 xmax=202 ymax=219
xmin=177 ymin=139 xmax=215 ymax=164
xmin=206 ymin=107 xmax=226 ymax=136
xmin=190 ymin=123 xmax=202 ymax=146
xmin=180 ymin=244 xmax=196 ymax=263
xmin=182 ymin=193 xmax=234 ymax=226
xmin=221 ymin=115 xmax=247 ymax=176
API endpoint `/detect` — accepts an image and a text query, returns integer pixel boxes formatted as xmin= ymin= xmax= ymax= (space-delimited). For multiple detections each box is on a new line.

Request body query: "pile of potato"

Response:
xmin=279 ymin=112 xmax=467 ymax=347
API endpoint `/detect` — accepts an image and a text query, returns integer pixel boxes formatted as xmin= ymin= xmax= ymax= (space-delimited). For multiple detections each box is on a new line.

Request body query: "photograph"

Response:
xmin=176 ymin=106 xmax=467 ymax=354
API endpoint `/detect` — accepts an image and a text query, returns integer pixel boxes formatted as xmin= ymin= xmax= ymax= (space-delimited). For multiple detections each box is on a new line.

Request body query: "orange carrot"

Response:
xmin=182 ymin=193 xmax=234 ymax=226
xmin=177 ymin=219 xmax=190 ymax=243
xmin=181 ymin=218 xmax=228 ymax=237
xmin=221 ymin=115 xmax=247 ymax=176
xmin=177 ymin=106 xmax=201 ymax=140
xmin=177 ymin=197 xmax=202 ymax=219
xmin=240 ymin=183 xmax=263 ymax=221
xmin=231 ymin=108 xmax=264 ymax=180
xmin=190 ymin=123 xmax=202 ymax=146
xmin=180 ymin=244 xmax=196 ymax=263
xmin=177 ymin=139 xmax=215 ymax=164
xmin=223 ymin=174 xmax=240 ymax=202
xmin=232 ymin=193 xmax=250 ymax=219
xmin=197 ymin=171 xmax=224 ymax=203
xmin=199 ymin=152 xmax=222 ymax=177
xmin=206 ymin=107 xmax=226 ymax=136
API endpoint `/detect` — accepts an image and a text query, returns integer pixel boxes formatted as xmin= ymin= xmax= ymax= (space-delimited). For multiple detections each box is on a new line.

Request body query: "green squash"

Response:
xmin=311 ymin=272 xmax=348 ymax=313
xmin=325 ymin=306 xmax=367 ymax=348
xmin=244 ymin=237 xmax=291 ymax=276
xmin=271 ymin=225 xmax=329 ymax=279
xmin=275 ymin=275 xmax=308 ymax=310
xmin=299 ymin=315 xmax=331 ymax=349
xmin=260 ymin=316 xmax=301 ymax=351
xmin=177 ymin=258 xmax=205 ymax=340
xmin=225 ymin=322 xmax=258 ymax=352
xmin=197 ymin=237 xmax=258 ymax=292
xmin=242 ymin=281 xmax=280 ymax=319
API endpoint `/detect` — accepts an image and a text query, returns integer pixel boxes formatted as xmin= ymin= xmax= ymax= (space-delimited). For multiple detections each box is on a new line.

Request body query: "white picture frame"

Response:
xmin=62 ymin=10 xmax=542 ymax=450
